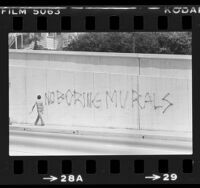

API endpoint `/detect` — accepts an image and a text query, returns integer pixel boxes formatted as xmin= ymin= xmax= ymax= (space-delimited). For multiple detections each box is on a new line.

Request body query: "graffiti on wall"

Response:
xmin=45 ymin=89 xmax=173 ymax=114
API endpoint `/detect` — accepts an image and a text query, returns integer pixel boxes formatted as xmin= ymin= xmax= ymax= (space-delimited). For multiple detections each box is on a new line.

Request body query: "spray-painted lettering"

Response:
xmin=44 ymin=89 xmax=173 ymax=114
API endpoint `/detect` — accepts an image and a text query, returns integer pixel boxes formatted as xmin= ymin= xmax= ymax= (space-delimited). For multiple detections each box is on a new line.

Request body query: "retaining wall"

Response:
xmin=9 ymin=50 xmax=192 ymax=132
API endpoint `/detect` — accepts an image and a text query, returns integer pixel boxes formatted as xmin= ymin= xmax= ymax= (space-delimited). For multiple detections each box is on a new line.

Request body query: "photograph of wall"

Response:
xmin=9 ymin=32 xmax=192 ymax=155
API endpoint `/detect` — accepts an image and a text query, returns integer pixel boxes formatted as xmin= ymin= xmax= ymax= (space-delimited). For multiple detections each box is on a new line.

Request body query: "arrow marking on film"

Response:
xmin=43 ymin=175 xmax=58 ymax=182
xmin=145 ymin=174 xmax=161 ymax=181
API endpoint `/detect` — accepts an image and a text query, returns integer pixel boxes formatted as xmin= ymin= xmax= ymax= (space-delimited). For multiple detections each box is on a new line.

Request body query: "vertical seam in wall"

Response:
xmin=139 ymin=57 xmax=141 ymax=75
xmin=45 ymin=55 xmax=49 ymax=123
xmin=73 ymin=69 xmax=76 ymax=125
xmin=109 ymin=72 xmax=111 ymax=127
xmin=138 ymin=57 xmax=141 ymax=130
xmin=25 ymin=54 xmax=28 ymax=124
xmin=93 ymin=72 xmax=95 ymax=126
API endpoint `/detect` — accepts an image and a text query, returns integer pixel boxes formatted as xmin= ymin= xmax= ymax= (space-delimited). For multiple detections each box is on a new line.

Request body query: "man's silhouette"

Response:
xmin=31 ymin=95 xmax=45 ymax=126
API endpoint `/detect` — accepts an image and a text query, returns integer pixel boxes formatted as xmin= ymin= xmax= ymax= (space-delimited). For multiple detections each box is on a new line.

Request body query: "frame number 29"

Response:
xmin=163 ymin=173 xmax=178 ymax=181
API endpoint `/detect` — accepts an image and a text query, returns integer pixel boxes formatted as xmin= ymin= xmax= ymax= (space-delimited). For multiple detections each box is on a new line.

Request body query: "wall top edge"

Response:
xmin=9 ymin=49 xmax=192 ymax=60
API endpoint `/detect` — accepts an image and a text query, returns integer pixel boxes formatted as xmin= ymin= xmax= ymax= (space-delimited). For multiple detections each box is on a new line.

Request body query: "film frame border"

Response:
xmin=0 ymin=5 xmax=199 ymax=184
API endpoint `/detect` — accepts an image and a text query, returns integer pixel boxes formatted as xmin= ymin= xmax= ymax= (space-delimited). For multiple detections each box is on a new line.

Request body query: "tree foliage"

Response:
xmin=22 ymin=33 xmax=46 ymax=50
xmin=64 ymin=32 xmax=191 ymax=54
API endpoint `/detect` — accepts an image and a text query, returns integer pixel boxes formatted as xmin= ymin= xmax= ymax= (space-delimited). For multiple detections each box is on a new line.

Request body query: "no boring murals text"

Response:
xmin=45 ymin=89 xmax=173 ymax=114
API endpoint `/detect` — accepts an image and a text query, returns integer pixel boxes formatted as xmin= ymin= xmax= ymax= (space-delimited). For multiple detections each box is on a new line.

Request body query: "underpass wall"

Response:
xmin=9 ymin=50 xmax=192 ymax=132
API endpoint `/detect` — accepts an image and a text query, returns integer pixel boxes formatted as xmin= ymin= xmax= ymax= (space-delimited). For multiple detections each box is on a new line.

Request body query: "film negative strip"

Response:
xmin=0 ymin=3 xmax=199 ymax=185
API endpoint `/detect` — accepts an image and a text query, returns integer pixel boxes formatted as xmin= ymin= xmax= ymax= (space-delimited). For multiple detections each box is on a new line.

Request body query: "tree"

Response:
xmin=63 ymin=32 xmax=192 ymax=55
xmin=64 ymin=33 xmax=135 ymax=53
xmin=22 ymin=33 xmax=44 ymax=50
xmin=134 ymin=32 xmax=160 ymax=53
xmin=157 ymin=32 xmax=192 ymax=54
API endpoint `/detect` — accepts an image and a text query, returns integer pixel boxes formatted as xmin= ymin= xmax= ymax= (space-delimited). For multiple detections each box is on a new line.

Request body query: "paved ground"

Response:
xmin=10 ymin=123 xmax=192 ymax=141
xmin=9 ymin=128 xmax=192 ymax=156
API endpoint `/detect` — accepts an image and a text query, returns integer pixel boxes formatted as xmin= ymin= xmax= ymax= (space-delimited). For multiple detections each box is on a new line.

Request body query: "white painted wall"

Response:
xmin=9 ymin=50 xmax=192 ymax=132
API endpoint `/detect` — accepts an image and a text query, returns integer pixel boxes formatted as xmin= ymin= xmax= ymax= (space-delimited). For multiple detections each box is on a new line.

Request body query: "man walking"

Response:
xmin=31 ymin=95 xmax=45 ymax=126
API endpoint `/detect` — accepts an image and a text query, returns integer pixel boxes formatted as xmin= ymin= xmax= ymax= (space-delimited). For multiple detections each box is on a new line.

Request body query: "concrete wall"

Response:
xmin=9 ymin=50 xmax=192 ymax=132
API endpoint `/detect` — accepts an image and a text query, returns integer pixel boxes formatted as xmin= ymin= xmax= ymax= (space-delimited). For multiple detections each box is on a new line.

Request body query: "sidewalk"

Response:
xmin=9 ymin=123 xmax=192 ymax=142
